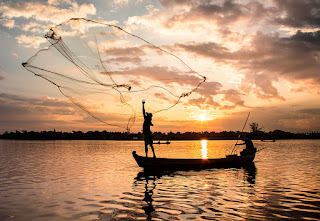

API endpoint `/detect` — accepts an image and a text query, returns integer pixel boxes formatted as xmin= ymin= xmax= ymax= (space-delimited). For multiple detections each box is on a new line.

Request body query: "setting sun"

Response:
xmin=191 ymin=111 xmax=212 ymax=122
xmin=199 ymin=113 xmax=207 ymax=121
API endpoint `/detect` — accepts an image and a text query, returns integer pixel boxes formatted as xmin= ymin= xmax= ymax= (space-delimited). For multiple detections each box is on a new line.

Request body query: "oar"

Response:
xmin=153 ymin=141 xmax=171 ymax=145
xmin=230 ymin=112 xmax=250 ymax=155
xmin=257 ymin=146 xmax=268 ymax=153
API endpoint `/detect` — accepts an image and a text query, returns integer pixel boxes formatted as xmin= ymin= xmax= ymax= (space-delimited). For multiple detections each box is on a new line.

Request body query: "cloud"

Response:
xmin=109 ymin=65 xmax=203 ymax=86
xmin=0 ymin=93 xmax=74 ymax=108
xmin=15 ymin=35 xmax=47 ymax=48
xmin=159 ymin=0 xmax=320 ymax=31
xmin=157 ymin=0 xmax=274 ymax=30
xmin=0 ymin=19 xmax=15 ymax=28
xmin=0 ymin=93 xmax=95 ymax=132
xmin=174 ymin=42 xmax=230 ymax=60
xmin=194 ymin=81 xmax=222 ymax=97
xmin=222 ymin=89 xmax=245 ymax=106
xmin=188 ymin=97 xmax=220 ymax=108
xmin=276 ymin=107 xmax=320 ymax=131
xmin=21 ymin=22 xmax=47 ymax=33
xmin=248 ymin=31 xmax=320 ymax=81
xmin=0 ymin=75 xmax=4 ymax=81
xmin=108 ymin=56 xmax=142 ymax=64
xmin=48 ymin=0 xmax=73 ymax=6
xmin=272 ymin=0 xmax=320 ymax=28
xmin=114 ymin=0 xmax=129 ymax=6
xmin=297 ymin=108 xmax=320 ymax=115
xmin=1 ymin=1 xmax=96 ymax=24
xmin=172 ymin=29 xmax=320 ymax=100
xmin=104 ymin=46 xmax=146 ymax=56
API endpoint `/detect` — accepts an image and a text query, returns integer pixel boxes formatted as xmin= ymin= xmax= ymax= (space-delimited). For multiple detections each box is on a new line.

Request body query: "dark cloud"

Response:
xmin=159 ymin=0 xmax=194 ymax=8
xmin=0 ymin=75 xmax=4 ymax=80
xmin=184 ymin=82 xmax=248 ymax=109
xmin=290 ymin=30 xmax=320 ymax=46
xmin=160 ymin=0 xmax=320 ymax=30
xmin=194 ymin=81 xmax=222 ymax=97
xmin=174 ymin=42 xmax=230 ymax=60
xmin=237 ymin=31 xmax=320 ymax=83
xmin=160 ymin=0 xmax=273 ymax=29
xmin=0 ymin=92 xmax=127 ymax=132
xmin=272 ymin=0 xmax=320 ymax=28
xmin=222 ymin=89 xmax=246 ymax=106
xmin=174 ymin=30 xmax=320 ymax=100
xmin=0 ymin=93 xmax=74 ymax=108
xmin=109 ymin=65 xmax=203 ymax=86
xmin=187 ymin=96 xmax=220 ymax=108
xmin=297 ymin=108 xmax=320 ymax=115
xmin=0 ymin=93 xmax=79 ymax=129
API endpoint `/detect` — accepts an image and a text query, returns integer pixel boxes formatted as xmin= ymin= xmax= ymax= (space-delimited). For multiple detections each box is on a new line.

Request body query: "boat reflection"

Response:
xmin=134 ymin=171 xmax=173 ymax=220
xmin=244 ymin=162 xmax=256 ymax=184
xmin=133 ymin=164 xmax=256 ymax=220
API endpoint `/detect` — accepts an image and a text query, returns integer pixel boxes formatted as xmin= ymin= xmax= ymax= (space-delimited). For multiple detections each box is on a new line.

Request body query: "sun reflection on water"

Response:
xmin=201 ymin=140 xmax=208 ymax=159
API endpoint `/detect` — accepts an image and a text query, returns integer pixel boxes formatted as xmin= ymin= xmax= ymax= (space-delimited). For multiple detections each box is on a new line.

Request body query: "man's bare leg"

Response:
xmin=145 ymin=142 xmax=148 ymax=157
xmin=150 ymin=144 xmax=156 ymax=158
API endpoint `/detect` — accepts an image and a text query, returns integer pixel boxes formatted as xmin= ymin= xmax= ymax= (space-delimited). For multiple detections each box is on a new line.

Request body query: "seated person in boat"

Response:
xmin=236 ymin=134 xmax=256 ymax=156
xmin=142 ymin=100 xmax=156 ymax=158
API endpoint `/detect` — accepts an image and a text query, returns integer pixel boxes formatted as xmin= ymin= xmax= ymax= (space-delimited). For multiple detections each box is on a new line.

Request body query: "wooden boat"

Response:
xmin=132 ymin=150 xmax=256 ymax=171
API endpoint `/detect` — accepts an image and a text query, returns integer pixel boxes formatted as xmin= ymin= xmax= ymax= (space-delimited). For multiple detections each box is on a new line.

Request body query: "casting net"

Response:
xmin=23 ymin=18 xmax=206 ymax=131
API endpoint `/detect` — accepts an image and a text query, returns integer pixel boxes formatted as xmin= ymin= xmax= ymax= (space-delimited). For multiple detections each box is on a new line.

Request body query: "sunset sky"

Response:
xmin=0 ymin=0 xmax=319 ymax=133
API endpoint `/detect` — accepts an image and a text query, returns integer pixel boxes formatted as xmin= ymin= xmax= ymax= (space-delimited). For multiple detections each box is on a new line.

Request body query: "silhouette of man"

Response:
xmin=142 ymin=100 xmax=156 ymax=158
xmin=237 ymin=134 xmax=256 ymax=156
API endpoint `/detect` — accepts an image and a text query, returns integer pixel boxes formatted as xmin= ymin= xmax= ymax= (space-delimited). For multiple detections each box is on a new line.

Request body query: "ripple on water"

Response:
xmin=1 ymin=140 xmax=320 ymax=220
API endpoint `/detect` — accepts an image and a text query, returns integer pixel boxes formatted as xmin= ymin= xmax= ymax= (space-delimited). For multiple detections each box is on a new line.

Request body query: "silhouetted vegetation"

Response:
xmin=0 ymin=129 xmax=319 ymax=140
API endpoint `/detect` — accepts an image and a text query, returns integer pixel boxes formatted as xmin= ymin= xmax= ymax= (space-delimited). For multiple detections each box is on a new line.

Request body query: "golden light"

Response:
xmin=199 ymin=113 xmax=207 ymax=121
xmin=190 ymin=111 xmax=209 ymax=121
xmin=201 ymin=140 xmax=208 ymax=159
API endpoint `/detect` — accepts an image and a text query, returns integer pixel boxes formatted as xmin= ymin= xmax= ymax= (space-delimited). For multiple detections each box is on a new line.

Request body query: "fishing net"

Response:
xmin=23 ymin=18 xmax=206 ymax=131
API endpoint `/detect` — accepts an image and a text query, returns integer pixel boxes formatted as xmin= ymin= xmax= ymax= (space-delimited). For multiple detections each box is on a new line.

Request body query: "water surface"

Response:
xmin=0 ymin=140 xmax=319 ymax=220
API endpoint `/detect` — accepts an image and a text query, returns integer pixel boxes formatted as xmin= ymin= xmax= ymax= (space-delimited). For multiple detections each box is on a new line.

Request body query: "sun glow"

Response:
xmin=199 ymin=113 xmax=207 ymax=121
xmin=191 ymin=111 xmax=211 ymax=121
xmin=201 ymin=140 xmax=208 ymax=159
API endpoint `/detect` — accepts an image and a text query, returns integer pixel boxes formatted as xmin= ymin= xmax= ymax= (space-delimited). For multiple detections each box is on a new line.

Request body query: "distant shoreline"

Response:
xmin=1 ymin=130 xmax=319 ymax=140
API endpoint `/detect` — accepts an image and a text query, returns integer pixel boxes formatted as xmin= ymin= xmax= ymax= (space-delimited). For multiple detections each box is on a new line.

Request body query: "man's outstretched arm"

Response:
xmin=142 ymin=100 xmax=146 ymax=116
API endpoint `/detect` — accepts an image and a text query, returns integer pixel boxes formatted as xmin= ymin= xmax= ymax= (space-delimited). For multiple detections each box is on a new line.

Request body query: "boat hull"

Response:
xmin=132 ymin=151 xmax=255 ymax=171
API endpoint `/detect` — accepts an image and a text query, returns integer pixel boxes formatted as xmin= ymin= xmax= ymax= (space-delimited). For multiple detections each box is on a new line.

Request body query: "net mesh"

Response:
xmin=23 ymin=18 xmax=206 ymax=131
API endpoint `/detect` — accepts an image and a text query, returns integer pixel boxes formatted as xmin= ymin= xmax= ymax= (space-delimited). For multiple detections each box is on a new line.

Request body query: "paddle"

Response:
xmin=230 ymin=112 xmax=250 ymax=155
xmin=153 ymin=141 xmax=171 ymax=145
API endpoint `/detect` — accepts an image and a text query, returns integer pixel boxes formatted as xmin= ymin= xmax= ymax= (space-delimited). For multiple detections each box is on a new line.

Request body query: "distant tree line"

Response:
xmin=0 ymin=129 xmax=319 ymax=140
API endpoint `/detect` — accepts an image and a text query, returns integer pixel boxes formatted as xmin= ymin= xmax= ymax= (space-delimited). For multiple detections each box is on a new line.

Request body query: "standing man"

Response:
xmin=142 ymin=100 xmax=156 ymax=158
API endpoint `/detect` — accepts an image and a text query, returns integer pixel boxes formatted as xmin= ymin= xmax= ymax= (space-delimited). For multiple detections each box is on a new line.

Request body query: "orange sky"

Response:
xmin=0 ymin=0 xmax=319 ymax=133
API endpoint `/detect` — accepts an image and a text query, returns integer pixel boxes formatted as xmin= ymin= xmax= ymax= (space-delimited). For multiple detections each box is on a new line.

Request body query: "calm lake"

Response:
xmin=0 ymin=140 xmax=319 ymax=220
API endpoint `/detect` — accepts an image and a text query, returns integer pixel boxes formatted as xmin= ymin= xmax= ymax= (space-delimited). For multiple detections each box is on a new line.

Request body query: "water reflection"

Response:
xmin=244 ymin=162 xmax=256 ymax=185
xmin=2 ymin=140 xmax=320 ymax=221
xmin=142 ymin=182 xmax=155 ymax=221
xmin=133 ymin=166 xmax=256 ymax=220
xmin=134 ymin=171 xmax=172 ymax=220
xmin=201 ymin=140 xmax=208 ymax=159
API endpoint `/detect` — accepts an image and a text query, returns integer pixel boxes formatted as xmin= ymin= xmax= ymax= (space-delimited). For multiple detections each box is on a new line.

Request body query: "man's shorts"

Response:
xmin=144 ymin=133 xmax=153 ymax=145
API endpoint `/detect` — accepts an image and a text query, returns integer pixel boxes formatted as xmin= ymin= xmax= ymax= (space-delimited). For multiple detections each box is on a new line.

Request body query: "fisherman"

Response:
xmin=142 ymin=100 xmax=156 ymax=158
xmin=236 ymin=134 xmax=256 ymax=156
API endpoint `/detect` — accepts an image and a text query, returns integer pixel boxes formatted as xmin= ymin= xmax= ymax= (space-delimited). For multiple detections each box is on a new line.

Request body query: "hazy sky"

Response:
xmin=0 ymin=0 xmax=319 ymax=133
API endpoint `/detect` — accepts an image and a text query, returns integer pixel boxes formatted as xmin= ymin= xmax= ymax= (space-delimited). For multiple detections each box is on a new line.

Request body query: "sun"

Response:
xmin=190 ymin=110 xmax=215 ymax=121
xmin=199 ymin=113 xmax=207 ymax=121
